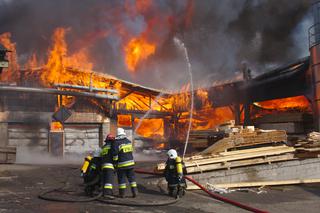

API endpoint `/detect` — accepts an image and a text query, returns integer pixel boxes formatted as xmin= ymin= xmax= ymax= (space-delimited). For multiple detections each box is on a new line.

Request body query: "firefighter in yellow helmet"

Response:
xmin=164 ymin=149 xmax=186 ymax=197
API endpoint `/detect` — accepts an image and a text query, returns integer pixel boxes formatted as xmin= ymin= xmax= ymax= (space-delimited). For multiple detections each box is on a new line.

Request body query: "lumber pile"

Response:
xmin=156 ymin=124 xmax=320 ymax=190
xmin=156 ymin=123 xmax=290 ymax=175
xmin=187 ymin=120 xmax=287 ymax=152
xmin=207 ymin=179 xmax=320 ymax=189
xmin=188 ymin=130 xmax=225 ymax=148
xmin=294 ymin=132 xmax=320 ymax=158
xmin=200 ymin=127 xmax=287 ymax=155
xmin=156 ymin=145 xmax=296 ymax=174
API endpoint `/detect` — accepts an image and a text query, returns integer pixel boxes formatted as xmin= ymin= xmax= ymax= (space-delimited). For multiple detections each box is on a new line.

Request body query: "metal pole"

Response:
xmin=0 ymin=86 xmax=119 ymax=100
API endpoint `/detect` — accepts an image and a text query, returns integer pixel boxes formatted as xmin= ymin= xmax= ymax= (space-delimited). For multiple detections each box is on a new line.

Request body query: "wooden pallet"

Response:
xmin=186 ymin=153 xmax=296 ymax=174
xmin=186 ymin=146 xmax=295 ymax=168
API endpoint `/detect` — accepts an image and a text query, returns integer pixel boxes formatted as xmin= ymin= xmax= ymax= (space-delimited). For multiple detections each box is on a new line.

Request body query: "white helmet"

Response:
xmin=167 ymin=149 xmax=178 ymax=159
xmin=117 ymin=128 xmax=126 ymax=136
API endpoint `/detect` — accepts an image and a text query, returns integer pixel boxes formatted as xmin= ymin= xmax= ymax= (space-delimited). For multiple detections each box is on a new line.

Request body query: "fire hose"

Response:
xmin=38 ymin=168 xmax=179 ymax=207
xmin=38 ymin=168 xmax=269 ymax=211
xmin=134 ymin=169 xmax=269 ymax=213
xmin=39 ymin=189 xmax=179 ymax=207
xmin=39 ymin=188 xmax=179 ymax=207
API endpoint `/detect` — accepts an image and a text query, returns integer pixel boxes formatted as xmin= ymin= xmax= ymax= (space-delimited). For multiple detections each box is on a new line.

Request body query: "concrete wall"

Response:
xmin=189 ymin=158 xmax=320 ymax=185
xmin=8 ymin=125 xmax=48 ymax=152
xmin=64 ymin=125 xmax=100 ymax=156
xmin=0 ymin=111 xmax=112 ymax=160
xmin=0 ymin=123 xmax=8 ymax=147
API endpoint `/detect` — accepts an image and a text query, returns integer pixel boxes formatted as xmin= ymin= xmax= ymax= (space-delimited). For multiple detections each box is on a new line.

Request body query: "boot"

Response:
xmin=103 ymin=189 xmax=113 ymax=196
xmin=119 ymin=188 xmax=126 ymax=198
xmin=131 ymin=187 xmax=138 ymax=198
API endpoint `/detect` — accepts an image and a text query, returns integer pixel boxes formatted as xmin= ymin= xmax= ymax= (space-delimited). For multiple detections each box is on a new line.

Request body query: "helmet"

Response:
xmin=167 ymin=149 xmax=178 ymax=159
xmin=117 ymin=128 xmax=126 ymax=136
xmin=106 ymin=133 xmax=115 ymax=140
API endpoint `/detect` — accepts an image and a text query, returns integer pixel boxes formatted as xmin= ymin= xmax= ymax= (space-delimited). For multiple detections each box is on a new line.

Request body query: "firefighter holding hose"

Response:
xmin=164 ymin=149 xmax=186 ymax=198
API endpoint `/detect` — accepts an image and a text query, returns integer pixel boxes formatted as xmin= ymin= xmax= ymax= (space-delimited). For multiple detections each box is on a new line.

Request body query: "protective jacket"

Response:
xmin=100 ymin=139 xmax=114 ymax=169
xmin=112 ymin=136 xmax=135 ymax=169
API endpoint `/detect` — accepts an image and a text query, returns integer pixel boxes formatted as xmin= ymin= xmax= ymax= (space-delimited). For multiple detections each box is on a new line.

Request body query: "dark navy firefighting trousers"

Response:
xmin=117 ymin=168 xmax=137 ymax=190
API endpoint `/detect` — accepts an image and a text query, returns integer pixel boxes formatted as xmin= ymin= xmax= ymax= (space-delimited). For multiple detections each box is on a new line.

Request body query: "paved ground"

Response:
xmin=0 ymin=163 xmax=320 ymax=213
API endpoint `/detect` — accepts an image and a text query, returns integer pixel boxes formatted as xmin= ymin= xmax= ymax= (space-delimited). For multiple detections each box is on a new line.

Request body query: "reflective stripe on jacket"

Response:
xmin=112 ymin=137 xmax=135 ymax=169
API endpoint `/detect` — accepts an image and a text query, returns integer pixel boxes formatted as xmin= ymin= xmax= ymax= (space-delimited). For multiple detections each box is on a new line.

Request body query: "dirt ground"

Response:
xmin=0 ymin=162 xmax=320 ymax=213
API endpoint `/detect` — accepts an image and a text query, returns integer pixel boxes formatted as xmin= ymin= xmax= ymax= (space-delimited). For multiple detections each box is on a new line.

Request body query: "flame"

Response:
xmin=0 ymin=32 xmax=19 ymax=82
xmin=254 ymin=96 xmax=311 ymax=111
xmin=124 ymin=37 xmax=156 ymax=72
xmin=41 ymin=28 xmax=93 ymax=86
xmin=134 ymin=118 xmax=164 ymax=138
xmin=118 ymin=114 xmax=132 ymax=127
xmin=135 ymin=0 xmax=152 ymax=13
xmin=155 ymin=143 xmax=165 ymax=149
xmin=50 ymin=121 xmax=63 ymax=131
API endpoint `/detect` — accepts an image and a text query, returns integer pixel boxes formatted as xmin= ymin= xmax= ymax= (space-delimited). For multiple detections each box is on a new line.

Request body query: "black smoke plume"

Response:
xmin=0 ymin=0 xmax=312 ymax=90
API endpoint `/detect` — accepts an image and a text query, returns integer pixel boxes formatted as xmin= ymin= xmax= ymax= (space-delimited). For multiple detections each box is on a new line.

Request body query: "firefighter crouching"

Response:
xmin=112 ymin=128 xmax=138 ymax=198
xmin=164 ymin=149 xmax=186 ymax=198
xmin=100 ymin=133 xmax=115 ymax=197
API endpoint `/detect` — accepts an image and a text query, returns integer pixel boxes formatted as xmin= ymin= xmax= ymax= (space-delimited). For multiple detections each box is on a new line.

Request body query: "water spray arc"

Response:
xmin=173 ymin=37 xmax=194 ymax=159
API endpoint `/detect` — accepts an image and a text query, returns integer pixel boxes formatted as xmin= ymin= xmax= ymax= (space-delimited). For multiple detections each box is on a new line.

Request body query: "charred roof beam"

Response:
xmin=0 ymin=86 xmax=119 ymax=100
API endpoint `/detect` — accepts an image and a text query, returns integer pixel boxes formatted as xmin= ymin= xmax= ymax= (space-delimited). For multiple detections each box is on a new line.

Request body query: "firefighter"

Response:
xmin=100 ymin=133 xmax=115 ymax=197
xmin=164 ymin=149 xmax=186 ymax=197
xmin=112 ymin=128 xmax=138 ymax=198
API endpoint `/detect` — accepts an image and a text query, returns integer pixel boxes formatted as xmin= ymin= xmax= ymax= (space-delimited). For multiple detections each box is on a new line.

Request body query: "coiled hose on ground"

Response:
xmin=38 ymin=170 xmax=179 ymax=207
xmin=38 ymin=168 xmax=268 ymax=211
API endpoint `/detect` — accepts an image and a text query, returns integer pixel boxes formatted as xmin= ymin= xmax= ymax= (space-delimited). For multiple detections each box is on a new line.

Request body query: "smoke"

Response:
xmin=15 ymin=146 xmax=84 ymax=165
xmin=0 ymin=0 xmax=312 ymax=90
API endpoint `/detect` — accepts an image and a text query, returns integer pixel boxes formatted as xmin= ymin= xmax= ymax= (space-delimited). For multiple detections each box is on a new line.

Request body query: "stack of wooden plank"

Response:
xmin=156 ymin=145 xmax=296 ymax=174
xmin=188 ymin=130 xmax=225 ymax=148
xmin=156 ymin=126 xmax=290 ymax=175
xmin=200 ymin=128 xmax=287 ymax=154
xmin=188 ymin=130 xmax=213 ymax=148
xmin=295 ymin=132 xmax=320 ymax=158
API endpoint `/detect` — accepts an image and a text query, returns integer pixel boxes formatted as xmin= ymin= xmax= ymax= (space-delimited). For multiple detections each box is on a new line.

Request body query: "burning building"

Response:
xmin=0 ymin=1 xmax=316 ymax=162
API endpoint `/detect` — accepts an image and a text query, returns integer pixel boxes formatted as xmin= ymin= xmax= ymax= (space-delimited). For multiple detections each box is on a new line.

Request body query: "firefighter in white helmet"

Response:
xmin=112 ymin=128 xmax=138 ymax=198
xmin=164 ymin=149 xmax=186 ymax=197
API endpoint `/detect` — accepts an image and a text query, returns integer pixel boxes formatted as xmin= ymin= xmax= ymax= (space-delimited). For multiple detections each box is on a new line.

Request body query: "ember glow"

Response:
xmin=254 ymin=96 xmax=311 ymax=111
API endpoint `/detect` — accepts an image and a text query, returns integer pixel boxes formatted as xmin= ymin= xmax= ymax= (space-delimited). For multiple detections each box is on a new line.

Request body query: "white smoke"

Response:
xmin=15 ymin=146 xmax=84 ymax=165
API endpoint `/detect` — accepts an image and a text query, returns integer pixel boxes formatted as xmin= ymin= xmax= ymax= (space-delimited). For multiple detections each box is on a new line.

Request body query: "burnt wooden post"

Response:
xmin=242 ymin=63 xmax=252 ymax=126
xmin=234 ymin=103 xmax=241 ymax=125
